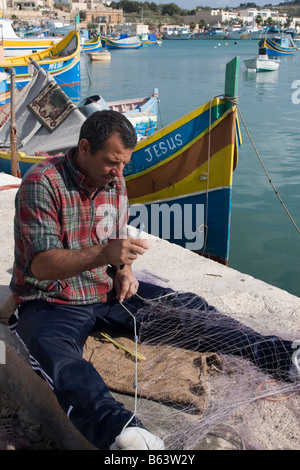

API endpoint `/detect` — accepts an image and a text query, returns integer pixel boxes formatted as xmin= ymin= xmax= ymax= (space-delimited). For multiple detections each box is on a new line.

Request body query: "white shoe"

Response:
xmin=288 ymin=348 xmax=300 ymax=382
xmin=110 ymin=427 xmax=165 ymax=450
xmin=288 ymin=362 xmax=300 ymax=382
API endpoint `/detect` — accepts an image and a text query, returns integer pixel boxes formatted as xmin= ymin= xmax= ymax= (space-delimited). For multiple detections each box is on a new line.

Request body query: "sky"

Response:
xmin=151 ymin=0 xmax=283 ymax=8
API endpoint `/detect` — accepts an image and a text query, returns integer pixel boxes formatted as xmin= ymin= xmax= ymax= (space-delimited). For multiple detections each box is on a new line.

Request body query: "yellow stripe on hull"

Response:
xmin=128 ymin=143 xmax=235 ymax=205
xmin=127 ymin=103 xmax=235 ymax=183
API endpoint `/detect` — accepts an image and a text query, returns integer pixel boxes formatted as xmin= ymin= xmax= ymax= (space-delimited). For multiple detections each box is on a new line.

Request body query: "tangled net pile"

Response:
xmin=85 ymin=291 xmax=300 ymax=451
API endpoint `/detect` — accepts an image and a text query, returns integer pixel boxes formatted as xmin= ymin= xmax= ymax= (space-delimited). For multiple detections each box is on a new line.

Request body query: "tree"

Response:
xmin=256 ymin=14 xmax=262 ymax=27
xmin=198 ymin=19 xmax=205 ymax=31
xmin=161 ymin=3 xmax=181 ymax=16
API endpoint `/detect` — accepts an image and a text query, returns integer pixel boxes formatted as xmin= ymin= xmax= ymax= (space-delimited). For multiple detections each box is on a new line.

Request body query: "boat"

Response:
xmin=164 ymin=29 xmax=191 ymax=40
xmin=82 ymin=36 xmax=102 ymax=53
xmin=0 ymin=18 xmax=61 ymax=57
xmin=0 ymin=57 xmax=241 ymax=265
xmin=0 ymin=30 xmax=81 ymax=105
xmin=105 ymin=34 xmax=142 ymax=49
xmin=244 ymin=44 xmax=280 ymax=72
xmin=258 ymin=34 xmax=296 ymax=56
xmin=88 ymin=51 xmax=111 ymax=62
xmin=141 ymin=33 xmax=158 ymax=46
xmin=78 ymin=89 xmax=159 ymax=138
xmin=191 ymin=26 xmax=227 ymax=40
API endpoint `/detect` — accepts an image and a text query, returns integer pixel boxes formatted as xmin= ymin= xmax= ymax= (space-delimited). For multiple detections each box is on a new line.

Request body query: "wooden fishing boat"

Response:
xmin=0 ymin=57 xmax=241 ymax=264
xmin=78 ymin=89 xmax=159 ymax=138
xmin=141 ymin=33 xmax=158 ymax=46
xmin=87 ymin=51 xmax=111 ymax=62
xmin=82 ymin=36 xmax=102 ymax=53
xmin=244 ymin=44 xmax=280 ymax=72
xmin=105 ymin=34 xmax=142 ymax=49
xmin=0 ymin=18 xmax=60 ymax=57
xmin=258 ymin=34 xmax=296 ymax=56
xmin=0 ymin=30 xmax=81 ymax=105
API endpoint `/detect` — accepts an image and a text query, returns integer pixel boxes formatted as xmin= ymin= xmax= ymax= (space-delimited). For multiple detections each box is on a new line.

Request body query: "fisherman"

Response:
xmin=8 ymin=110 xmax=299 ymax=450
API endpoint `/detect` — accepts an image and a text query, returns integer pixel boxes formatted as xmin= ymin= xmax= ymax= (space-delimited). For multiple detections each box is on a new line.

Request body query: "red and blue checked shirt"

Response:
xmin=10 ymin=148 xmax=129 ymax=305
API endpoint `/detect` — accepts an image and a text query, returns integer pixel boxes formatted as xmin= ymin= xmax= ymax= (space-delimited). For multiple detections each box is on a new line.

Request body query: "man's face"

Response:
xmin=78 ymin=132 xmax=132 ymax=192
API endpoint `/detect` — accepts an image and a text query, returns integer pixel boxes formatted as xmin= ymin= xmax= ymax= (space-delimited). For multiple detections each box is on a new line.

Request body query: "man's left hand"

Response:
xmin=114 ymin=266 xmax=139 ymax=303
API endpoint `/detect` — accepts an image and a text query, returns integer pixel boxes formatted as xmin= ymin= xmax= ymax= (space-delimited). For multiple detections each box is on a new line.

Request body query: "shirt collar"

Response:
xmin=65 ymin=147 xmax=85 ymax=189
xmin=65 ymin=147 xmax=116 ymax=193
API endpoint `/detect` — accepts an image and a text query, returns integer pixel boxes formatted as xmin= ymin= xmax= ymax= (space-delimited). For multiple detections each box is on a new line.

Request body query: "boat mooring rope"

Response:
xmin=225 ymin=95 xmax=300 ymax=235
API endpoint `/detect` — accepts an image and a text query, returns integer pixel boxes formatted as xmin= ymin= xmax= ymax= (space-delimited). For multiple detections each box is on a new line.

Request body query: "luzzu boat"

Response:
xmin=105 ymin=34 xmax=142 ymax=49
xmin=141 ymin=33 xmax=158 ymax=45
xmin=82 ymin=36 xmax=102 ymax=53
xmin=0 ymin=17 xmax=60 ymax=57
xmin=0 ymin=57 xmax=241 ymax=265
xmin=258 ymin=34 xmax=296 ymax=56
xmin=0 ymin=30 xmax=81 ymax=105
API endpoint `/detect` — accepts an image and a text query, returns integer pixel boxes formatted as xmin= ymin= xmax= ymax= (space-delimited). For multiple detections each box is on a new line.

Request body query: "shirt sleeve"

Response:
xmin=15 ymin=177 xmax=64 ymax=268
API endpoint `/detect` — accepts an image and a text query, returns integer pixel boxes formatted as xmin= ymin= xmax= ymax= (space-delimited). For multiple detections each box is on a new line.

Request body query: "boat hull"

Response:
xmin=259 ymin=36 xmax=296 ymax=56
xmin=88 ymin=51 xmax=111 ymax=61
xmin=0 ymin=31 xmax=81 ymax=104
xmin=82 ymin=36 xmax=102 ymax=53
xmin=105 ymin=36 xmax=142 ymax=49
xmin=244 ymin=57 xmax=280 ymax=72
xmin=3 ymin=38 xmax=60 ymax=57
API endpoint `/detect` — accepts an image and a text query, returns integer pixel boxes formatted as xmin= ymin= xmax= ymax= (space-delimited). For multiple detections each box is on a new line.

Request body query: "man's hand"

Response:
xmin=102 ymin=237 xmax=149 ymax=267
xmin=114 ymin=265 xmax=140 ymax=302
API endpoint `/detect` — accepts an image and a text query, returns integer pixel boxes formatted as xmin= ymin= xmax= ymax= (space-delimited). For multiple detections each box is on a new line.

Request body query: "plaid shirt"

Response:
xmin=10 ymin=148 xmax=128 ymax=305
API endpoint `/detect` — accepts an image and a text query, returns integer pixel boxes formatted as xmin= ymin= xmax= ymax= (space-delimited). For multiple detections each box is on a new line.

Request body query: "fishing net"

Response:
xmin=84 ymin=290 xmax=300 ymax=451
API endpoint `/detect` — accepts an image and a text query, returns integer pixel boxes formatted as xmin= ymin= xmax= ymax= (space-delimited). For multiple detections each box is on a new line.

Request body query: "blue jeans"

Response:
xmin=9 ymin=281 xmax=293 ymax=449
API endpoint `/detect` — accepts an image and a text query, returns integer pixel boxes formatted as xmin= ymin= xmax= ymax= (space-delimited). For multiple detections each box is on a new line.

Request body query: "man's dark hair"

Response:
xmin=78 ymin=110 xmax=137 ymax=154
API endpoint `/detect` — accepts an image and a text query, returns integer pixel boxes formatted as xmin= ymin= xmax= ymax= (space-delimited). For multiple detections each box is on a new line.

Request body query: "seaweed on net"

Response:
xmin=103 ymin=292 xmax=300 ymax=450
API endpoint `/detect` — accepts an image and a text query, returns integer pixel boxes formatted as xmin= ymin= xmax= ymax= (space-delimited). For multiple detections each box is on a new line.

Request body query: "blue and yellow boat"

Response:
xmin=141 ymin=33 xmax=158 ymax=46
xmin=0 ymin=57 xmax=241 ymax=265
xmin=0 ymin=30 xmax=81 ymax=105
xmin=126 ymin=58 xmax=241 ymax=264
xmin=105 ymin=34 xmax=142 ymax=49
xmin=258 ymin=34 xmax=296 ymax=56
xmin=82 ymin=36 xmax=102 ymax=53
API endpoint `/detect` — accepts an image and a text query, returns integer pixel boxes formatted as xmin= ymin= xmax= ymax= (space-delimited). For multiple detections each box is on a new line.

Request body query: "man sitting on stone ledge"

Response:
xmin=7 ymin=110 xmax=300 ymax=450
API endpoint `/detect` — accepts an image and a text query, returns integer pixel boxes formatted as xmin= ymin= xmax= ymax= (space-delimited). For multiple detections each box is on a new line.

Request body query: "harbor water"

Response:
xmin=80 ymin=39 xmax=300 ymax=298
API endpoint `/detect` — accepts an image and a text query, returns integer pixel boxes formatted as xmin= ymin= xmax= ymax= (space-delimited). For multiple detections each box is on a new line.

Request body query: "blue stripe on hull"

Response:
xmin=2 ymin=59 xmax=81 ymax=103
xmin=128 ymin=187 xmax=232 ymax=263
xmin=124 ymin=103 xmax=226 ymax=176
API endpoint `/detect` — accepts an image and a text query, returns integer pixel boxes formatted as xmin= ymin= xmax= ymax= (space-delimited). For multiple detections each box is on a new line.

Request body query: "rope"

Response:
xmin=0 ymin=184 xmax=20 ymax=191
xmin=118 ymin=300 xmax=140 ymax=431
xmin=236 ymin=105 xmax=300 ymax=234
xmin=222 ymin=94 xmax=300 ymax=235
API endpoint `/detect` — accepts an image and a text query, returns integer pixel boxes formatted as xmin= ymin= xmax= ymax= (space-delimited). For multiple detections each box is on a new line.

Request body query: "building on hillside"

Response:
xmin=183 ymin=7 xmax=295 ymax=29
xmin=115 ymin=22 xmax=148 ymax=35
xmin=70 ymin=0 xmax=123 ymax=31
xmin=183 ymin=8 xmax=237 ymax=27
xmin=239 ymin=8 xmax=288 ymax=25
xmin=0 ymin=0 xmax=9 ymax=12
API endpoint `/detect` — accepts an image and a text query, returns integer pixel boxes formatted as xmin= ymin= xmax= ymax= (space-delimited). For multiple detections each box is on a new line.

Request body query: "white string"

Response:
xmin=118 ymin=300 xmax=139 ymax=431
xmin=118 ymin=290 xmax=180 ymax=432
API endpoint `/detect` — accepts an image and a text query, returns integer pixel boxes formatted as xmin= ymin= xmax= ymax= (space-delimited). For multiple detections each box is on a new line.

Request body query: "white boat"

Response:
xmin=88 ymin=51 xmax=111 ymax=61
xmin=0 ymin=18 xmax=61 ymax=57
xmin=164 ymin=28 xmax=191 ymax=40
xmin=227 ymin=26 xmax=262 ymax=40
xmin=244 ymin=45 xmax=280 ymax=72
xmin=191 ymin=27 xmax=227 ymax=40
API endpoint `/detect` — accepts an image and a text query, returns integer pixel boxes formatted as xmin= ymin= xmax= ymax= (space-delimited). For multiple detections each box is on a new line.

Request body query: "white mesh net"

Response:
xmin=85 ymin=289 xmax=299 ymax=451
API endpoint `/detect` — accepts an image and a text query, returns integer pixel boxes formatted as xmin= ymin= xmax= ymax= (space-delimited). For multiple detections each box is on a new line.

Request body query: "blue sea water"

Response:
xmin=80 ymin=40 xmax=300 ymax=298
